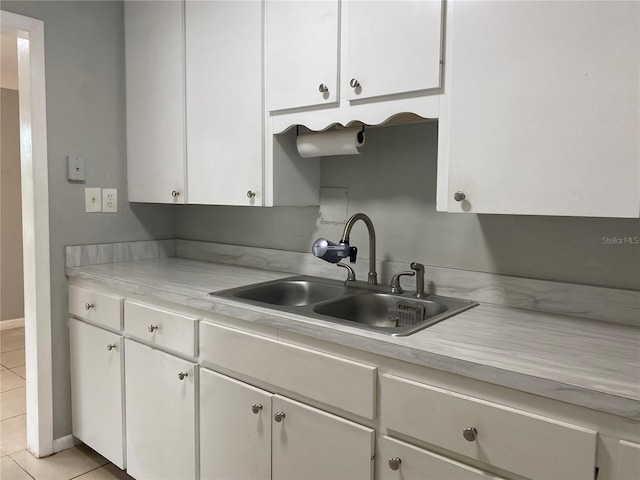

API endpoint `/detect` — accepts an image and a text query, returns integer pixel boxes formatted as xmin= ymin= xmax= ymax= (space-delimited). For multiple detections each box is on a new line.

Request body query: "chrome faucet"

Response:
xmin=312 ymin=213 xmax=378 ymax=285
xmin=410 ymin=262 xmax=426 ymax=298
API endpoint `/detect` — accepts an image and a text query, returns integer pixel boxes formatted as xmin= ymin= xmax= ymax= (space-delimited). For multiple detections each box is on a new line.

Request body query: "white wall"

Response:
xmin=177 ymin=123 xmax=640 ymax=291
xmin=1 ymin=1 xmax=176 ymax=438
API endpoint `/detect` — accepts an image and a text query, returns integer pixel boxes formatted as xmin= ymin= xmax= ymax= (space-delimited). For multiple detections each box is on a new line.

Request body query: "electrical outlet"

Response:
xmin=85 ymin=188 xmax=102 ymax=212
xmin=102 ymin=188 xmax=117 ymax=213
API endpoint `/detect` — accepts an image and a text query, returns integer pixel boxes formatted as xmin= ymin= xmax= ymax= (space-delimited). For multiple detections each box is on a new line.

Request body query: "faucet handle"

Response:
xmin=390 ymin=271 xmax=415 ymax=294
xmin=349 ymin=246 xmax=358 ymax=263
xmin=337 ymin=263 xmax=356 ymax=282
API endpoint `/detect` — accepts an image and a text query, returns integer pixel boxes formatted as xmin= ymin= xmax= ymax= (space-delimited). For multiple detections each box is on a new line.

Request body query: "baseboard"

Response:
xmin=0 ymin=318 xmax=24 ymax=330
xmin=53 ymin=434 xmax=78 ymax=453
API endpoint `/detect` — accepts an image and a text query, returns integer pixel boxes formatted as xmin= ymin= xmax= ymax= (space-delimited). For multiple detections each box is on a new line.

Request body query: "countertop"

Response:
xmin=66 ymin=257 xmax=640 ymax=420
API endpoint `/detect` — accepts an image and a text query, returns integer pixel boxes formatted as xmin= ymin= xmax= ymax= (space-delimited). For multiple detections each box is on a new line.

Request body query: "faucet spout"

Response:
xmin=340 ymin=213 xmax=378 ymax=285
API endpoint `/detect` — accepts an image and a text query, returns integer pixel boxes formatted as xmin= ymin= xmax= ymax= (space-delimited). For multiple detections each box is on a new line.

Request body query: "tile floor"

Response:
xmin=0 ymin=327 xmax=133 ymax=480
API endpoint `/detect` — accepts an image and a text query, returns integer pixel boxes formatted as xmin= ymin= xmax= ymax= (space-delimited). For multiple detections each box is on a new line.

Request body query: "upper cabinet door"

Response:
xmin=266 ymin=0 xmax=340 ymax=111
xmin=125 ymin=1 xmax=186 ymax=204
xmin=437 ymin=1 xmax=640 ymax=217
xmin=185 ymin=0 xmax=263 ymax=205
xmin=344 ymin=0 xmax=443 ymax=101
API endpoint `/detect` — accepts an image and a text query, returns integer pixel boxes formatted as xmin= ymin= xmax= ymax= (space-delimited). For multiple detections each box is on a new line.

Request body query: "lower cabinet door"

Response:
xmin=272 ymin=395 xmax=375 ymax=480
xmin=200 ymin=369 xmax=272 ymax=480
xmin=379 ymin=436 xmax=504 ymax=480
xmin=618 ymin=440 xmax=640 ymax=480
xmin=69 ymin=319 xmax=125 ymax=468
xmin=125 ymin=339 xmax=197 ymax=480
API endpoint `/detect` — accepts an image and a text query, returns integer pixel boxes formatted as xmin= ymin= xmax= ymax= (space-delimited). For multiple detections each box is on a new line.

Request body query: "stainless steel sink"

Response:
xmin=211 ymin=275 xmax=477 ymax=336
xmin=312 ymin=292 xmax=474 ymax=336
xmin=231 ymin=279 xmax=350 ymax=307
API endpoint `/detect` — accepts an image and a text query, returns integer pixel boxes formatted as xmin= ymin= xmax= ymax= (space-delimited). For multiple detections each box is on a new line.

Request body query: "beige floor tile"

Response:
xmin=11 ymin=366 xmax=26 ymax=380
xmin=12 ymin=445 xmax=108 ymax=480
xmin=1 ymin=349 xmax=26 ymax=369
xmin=0 ymin=387 xmax=26 ymax=421
xmin=0 ymin=455 xmax=32 ymax=480
xmin=1 ymin=364 xmax=5 ymax=370
xmin=1 ymin=448 xmax=7 ymax=458
xmin=1 ymin=370 xmax=26 ymax=393
xmin=73 ymin=463 xmax=134 ymax=480
xmin=0 ymin=414 xmax=27 ymax=454
xmin=0 ymin=332 xmax=25 ymax=354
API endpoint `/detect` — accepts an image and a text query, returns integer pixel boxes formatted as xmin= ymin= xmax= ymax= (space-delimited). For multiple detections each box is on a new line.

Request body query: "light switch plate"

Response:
xmin=102 ymin=188 xmax=117 ymax=213
xmin=67 ymin=156 xmax=85 ymax=182
xmin=85 ymin=188 xmax=102 ymax=212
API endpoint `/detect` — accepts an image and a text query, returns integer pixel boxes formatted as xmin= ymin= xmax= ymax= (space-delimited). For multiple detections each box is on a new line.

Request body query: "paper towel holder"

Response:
xmin=296 ymin=124 xmax=365 ymax=144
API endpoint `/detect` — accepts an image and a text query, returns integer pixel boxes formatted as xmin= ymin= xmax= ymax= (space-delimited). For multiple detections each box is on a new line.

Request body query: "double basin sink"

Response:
xmin=212 ymin=275 xmax=477 ymax=336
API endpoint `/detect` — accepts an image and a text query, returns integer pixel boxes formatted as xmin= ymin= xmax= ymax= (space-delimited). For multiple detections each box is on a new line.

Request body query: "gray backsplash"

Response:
xmin=176 ymin=122 xmax=640 ymax=291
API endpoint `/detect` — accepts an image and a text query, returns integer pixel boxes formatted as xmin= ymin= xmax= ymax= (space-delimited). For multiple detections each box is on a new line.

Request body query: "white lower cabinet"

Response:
xmin=200 ymin=369 xmax=272 ymax=480
xmin=200 ymin=368 xmax=375 ymax=480
xmin=69 ymin=318 xmax=125 ymax=469
xmin=618 ymin=440 xmax=640 ymax=480
xmin=125 ymin=339 xmax=197 ymax=480
xmin=272 ymin=394 xmax=375 ymax=480
xmin=379 ymin=436 xmax=502 ymax=480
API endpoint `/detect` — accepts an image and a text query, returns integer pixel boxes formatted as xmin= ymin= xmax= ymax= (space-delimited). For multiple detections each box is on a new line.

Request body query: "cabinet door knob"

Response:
xmin=463 ymin=427 xmax=478 ymax=441
xmin=171 ymin=190 xmax=180 ymax=198
xmin=350 ymin=78 xmax=361 ymax=88
xmin=251 ymin=404 xmax=263 ymax=414
xmin=148 ymin=324 xmax=158 ymax=333
xmin=274 ymin=411 xmax=285 ymax=422
xmin=454 ymin=191 xmax=466 ymax=202
xmin=318 ymin=83 xmax=329 ymax=93
xmin=246 ymin=190 xmax=256 ymax=199
xmin=178 ymin=371 xmax=188 ymax=380
xmin=85 ymin=303 xmax=94 ymax=310
xmin=388 ymin=457 xmax=402 ymax=471
xmin=106 ymin=343 xmax=116 ymax=351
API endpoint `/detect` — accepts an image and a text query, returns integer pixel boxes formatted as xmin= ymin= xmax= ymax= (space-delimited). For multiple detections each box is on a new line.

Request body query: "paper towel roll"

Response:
xmin=296 ymin=128 xmax=365 ymax=158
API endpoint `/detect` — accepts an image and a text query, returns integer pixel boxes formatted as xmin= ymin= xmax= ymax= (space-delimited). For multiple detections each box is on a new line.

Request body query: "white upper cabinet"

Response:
xmin=266 ymin=0 xmax=444 ymax=131
xmin=185 ymin=0 xmax=263 ymax=205
xmin=344 ymin=0 xmax=443 ymax=101
xmin=437 ymin=1 xmax=640 ymax=217
xmin=266 ymin=0 xmax=340 ymax=111
xmin=125 ymin=0 xmax=186 ymax=204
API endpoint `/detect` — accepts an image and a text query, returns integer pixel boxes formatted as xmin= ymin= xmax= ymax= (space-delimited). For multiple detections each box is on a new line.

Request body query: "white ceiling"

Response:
xmin=1 ymin=33 xmax=19 ymax=90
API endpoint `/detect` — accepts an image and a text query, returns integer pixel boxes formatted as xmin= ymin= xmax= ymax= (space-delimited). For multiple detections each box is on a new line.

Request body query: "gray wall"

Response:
xmin=1 ymin=88 xmax=25 ymax=321
xmin=1 ymin=1 xmax=176 ymax=438
xmin=178 ymin=123 xmax=640 ymax=291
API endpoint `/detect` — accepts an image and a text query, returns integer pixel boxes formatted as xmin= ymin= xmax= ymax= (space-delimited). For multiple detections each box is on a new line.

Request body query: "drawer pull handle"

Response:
xmin=454 ymin=191 xmax=466 ymax=202
xmin=178 ymin=371 xmax=188 ymax=380
xmin=274 ymin=412 xmax=285 ymax=422
xmin=171 ymin=190 xmax=180 ymax=198
xmin=350 ymin=78 xmax=361 ymax=89
xmin=148 ymin=324 xmax=158 ymax=333
xmin=85 ymin=303 xmax=94 ymax=310
xmin=251 ymin=404 xmax=263 ymax=414
xmin=463 ymin=427 xmax=478 ymax=441
xmin=318 ymin=83 xmax=329 ymax=93
xmin=388 ymin=457 xmax=402 ymax=471
xmin=106 ymin=344 xmax=116 ymax=351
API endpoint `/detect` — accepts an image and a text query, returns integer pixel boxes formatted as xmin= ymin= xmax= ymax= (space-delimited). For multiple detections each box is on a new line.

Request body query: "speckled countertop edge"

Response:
xmin=65 ymin=257 xmax=640 ymax=421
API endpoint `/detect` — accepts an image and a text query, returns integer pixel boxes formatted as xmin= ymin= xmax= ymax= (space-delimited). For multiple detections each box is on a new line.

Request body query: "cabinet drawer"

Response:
xmin=379 ymin=436 xmax=503 ymax=480
xmin=200 ymin=321 xmax=376 ymax=419
xmin=124 ymin=301 xmax=197 ymax=357
xmin=381 ymin=374 xmax=597 ymax=480
xmin=69 ymin=286 xmax=123 ymax=331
